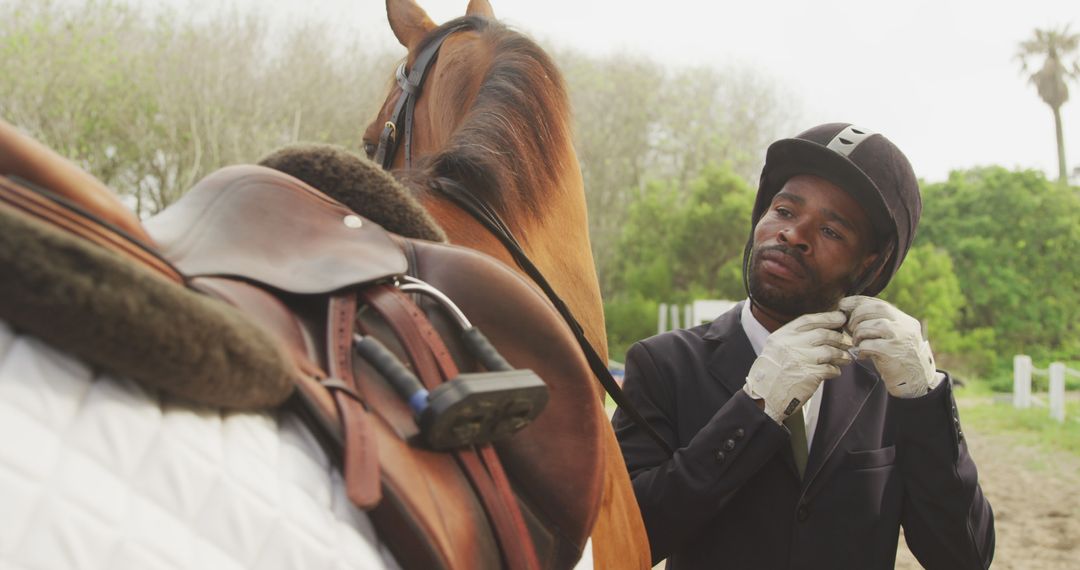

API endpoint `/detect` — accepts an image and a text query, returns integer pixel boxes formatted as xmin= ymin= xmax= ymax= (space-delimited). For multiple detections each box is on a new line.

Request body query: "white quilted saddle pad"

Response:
xmin=0 ymin=320 xmax=399 ymax=570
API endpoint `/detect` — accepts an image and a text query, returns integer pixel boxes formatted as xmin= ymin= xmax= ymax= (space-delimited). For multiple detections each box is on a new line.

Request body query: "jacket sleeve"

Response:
xmin=613 ymin=341 xmax=788 ymax=564
xmin=893 ymin=375 xmax=995 ymax=569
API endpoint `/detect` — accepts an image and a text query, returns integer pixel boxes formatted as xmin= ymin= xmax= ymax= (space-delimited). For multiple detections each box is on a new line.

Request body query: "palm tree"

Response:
xmin=1017 ymin=25 xmax=1080 ymax=184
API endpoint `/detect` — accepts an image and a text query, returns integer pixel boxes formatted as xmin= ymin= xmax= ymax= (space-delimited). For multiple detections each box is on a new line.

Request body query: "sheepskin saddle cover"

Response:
xmin=0 ymin=149 xmax=444 ymax=409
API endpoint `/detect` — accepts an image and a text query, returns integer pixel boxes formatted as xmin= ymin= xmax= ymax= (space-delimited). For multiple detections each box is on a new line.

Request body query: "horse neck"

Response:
xmin=513 ymin=151 xmax=608 ymax=366
xmin=419 ymin=150 xmax=610 ymax=369
xmin=408 ymin=29 xmax=610 ymax=368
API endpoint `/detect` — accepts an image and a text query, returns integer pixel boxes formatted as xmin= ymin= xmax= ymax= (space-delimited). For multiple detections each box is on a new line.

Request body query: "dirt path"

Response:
xmin=895 ymin=418 xmax=1080 ymax=569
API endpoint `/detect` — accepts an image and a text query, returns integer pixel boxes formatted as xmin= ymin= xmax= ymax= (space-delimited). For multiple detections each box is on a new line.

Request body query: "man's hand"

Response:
xmin=839 ymin=296 xmax=937 ymax=399
xmin=743 ymin=311 xmax=852 ymax=424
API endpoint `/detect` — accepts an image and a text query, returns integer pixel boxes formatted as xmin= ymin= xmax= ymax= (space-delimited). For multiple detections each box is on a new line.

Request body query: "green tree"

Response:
xmin=0 ymin=0 xmax=159 ymax=192
xmin=557 ymin=50 xmax=665 ymax=288
xmin=878 ymin=244 xmax=995 ymax=375
xmin=1017 ymin=25 xmax=1080 ymax=184
xmin=610 ymin=164 xmax=754 ymax=300
xmin=605 ymin=164 xmax=755 ymax=358
xmin=555 ymin=49 xmax=797 ymax=295
xmin=919 ymin=167 xmax=1080 ymax=364
xmin=0 ymin=0 xmax=396 ymax=214
xmin=604 ymin=294 xmax=660 ymax=363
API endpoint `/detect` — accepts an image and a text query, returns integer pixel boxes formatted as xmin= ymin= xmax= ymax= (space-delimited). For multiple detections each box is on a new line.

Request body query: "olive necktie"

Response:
xmin=784 ymin=408 xmax=808 ymax=478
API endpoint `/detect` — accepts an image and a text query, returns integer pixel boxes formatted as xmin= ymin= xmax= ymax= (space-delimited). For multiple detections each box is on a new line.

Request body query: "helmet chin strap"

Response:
xmin=846 ymin=238 xmax=894 ymax=297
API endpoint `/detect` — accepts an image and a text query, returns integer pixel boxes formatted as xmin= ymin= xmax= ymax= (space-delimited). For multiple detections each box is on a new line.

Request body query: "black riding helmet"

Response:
xmin=745 ymin=122 xmax=922 ymax=296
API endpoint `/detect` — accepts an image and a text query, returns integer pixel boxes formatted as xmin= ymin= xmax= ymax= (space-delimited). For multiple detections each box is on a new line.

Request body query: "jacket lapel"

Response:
xmin=801 ymin=360 xmax=882 ymax=492
xmin=703 ymin=302 xmax=799 ymax=477
xmin=703 ymin=302 xmax=757 ymax=397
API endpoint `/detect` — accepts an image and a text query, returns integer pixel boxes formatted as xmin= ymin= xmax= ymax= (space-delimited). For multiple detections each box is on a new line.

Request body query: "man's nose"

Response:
xmin=778 ymin=224 xmax=811 ymax=253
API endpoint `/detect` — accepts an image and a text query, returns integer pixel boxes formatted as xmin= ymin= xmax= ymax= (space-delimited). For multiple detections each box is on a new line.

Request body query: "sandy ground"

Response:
xmin=895 ymin=418 xmax=1080 ymax=569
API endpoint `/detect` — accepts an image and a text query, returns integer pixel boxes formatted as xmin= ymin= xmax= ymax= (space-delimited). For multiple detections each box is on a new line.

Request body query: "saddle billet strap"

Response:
xmin=359 ymin=285 xmax=540 ymax=570
xmin=408 ymin=325 xmax=543 ymax=570
xmin=394 ymin=294 xmax=542 ymax=570
xmin=191 ymin=277 xmax=382 ymax=508
xmin=455 ymin=445 xmax=539 ymax=570
xmin=0 ymin=175 xmax=184 ymax=285
xmin=327 ymin=293 xmax=382 ymax=509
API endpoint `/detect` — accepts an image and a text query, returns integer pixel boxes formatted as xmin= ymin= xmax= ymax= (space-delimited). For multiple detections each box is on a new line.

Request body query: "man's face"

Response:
xmin=748 ymin=174 xmax=879 ymax=317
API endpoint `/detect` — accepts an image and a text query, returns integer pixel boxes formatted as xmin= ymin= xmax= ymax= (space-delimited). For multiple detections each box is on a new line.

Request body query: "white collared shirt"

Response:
xmin=740 ymin=300 xmax=823 ymax=454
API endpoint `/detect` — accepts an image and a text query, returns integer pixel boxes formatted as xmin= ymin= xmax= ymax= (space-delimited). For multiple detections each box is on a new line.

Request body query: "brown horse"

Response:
xmin=363 ymin=1 xmax=650 ymax=568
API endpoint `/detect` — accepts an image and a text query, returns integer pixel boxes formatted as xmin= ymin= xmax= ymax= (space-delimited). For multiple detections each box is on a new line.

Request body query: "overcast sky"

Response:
xmin=173 ymin=0 xmax=1077 ymax=182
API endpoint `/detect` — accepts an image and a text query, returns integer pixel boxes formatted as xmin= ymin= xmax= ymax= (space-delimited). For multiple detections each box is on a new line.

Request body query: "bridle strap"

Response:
xmin=373 ymin=22 xmax=473 ymax=170
xmin=434 ymin=181 xmax=676 ymax=457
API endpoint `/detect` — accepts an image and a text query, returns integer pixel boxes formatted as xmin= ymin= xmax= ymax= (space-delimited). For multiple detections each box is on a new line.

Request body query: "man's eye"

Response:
xmin=823 ymin=227 xmax=842 ymax=240
xmin=775 ymin=207 xmax=792 ymax=217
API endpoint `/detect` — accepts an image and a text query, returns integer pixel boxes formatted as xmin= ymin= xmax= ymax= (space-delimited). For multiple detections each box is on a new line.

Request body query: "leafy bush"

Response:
xmin=879 ymin=245 xmax=996 ymax=376
xmin=605 ymin=164 xmax=754 ymax=357
xmin=605 ymin=295 xmax=660 ymax=363
xmin=919 ymin=168 xmax=1080 ymax=365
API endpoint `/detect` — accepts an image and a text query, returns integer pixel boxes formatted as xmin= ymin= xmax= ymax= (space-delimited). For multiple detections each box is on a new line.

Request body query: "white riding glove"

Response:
xmin=743 ymin=311 xmax=853 ymax=424
xmin=838 ymin=296 xmax=939 ymax=399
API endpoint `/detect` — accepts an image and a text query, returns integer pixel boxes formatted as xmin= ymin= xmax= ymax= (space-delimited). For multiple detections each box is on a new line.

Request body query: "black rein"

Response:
xmin=370 ymin=24 xmax=674 ymax=457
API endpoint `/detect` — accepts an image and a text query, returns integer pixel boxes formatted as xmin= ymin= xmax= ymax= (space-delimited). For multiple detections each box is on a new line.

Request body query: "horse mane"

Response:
xmin=410 ymin=16 xmax=573 ymax=221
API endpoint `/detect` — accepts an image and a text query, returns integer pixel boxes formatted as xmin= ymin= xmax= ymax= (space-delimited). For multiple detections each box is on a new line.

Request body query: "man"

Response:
xmin=613 ymin=123 xmax=994 ymax=569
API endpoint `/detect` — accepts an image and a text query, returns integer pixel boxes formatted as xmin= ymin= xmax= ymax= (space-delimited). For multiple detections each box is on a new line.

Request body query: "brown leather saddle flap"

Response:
xmin=144 ymin=164 xmax=407 ymax=293
xmin=401 ymin=239 xmax=605 ymax=568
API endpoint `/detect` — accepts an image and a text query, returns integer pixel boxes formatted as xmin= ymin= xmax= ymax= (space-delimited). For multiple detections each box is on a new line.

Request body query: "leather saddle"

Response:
xmin=0 ymin=164 xmax=603 ymax=569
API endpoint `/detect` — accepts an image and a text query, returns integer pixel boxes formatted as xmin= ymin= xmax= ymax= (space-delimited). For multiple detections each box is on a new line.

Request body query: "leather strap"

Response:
xmin=362 ymin=285 xmax=446 ymax=392
xmin=455 ymin=446 xmax=538 ymax=570
xmin=374 ymin=22 xmax=474 ymax=170
xmin=434 ymin=179 xmax=676 ymax=456
xmin=360 ymin=284 xmax=540 ymax=570
xmin=326 ymin=293 xmax=382 ymax=509
xmin=0 ymin=175 xmax=183 ymax=284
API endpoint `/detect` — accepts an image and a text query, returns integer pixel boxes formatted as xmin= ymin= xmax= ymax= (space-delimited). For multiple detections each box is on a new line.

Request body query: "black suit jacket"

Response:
xmin=613 ymin=302 xmax=994 ymax=569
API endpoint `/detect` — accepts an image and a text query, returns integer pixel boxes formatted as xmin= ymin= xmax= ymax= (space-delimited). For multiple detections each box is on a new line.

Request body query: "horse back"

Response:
xmin=145 ymin=165 xmax=604 ymax=568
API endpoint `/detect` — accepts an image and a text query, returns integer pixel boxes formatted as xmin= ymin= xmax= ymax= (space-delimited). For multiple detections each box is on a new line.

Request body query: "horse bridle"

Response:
xmin=370 ymin=23 xmax=675 ymax=456
xmin=373 ymin=22 xmax=475 ymax=170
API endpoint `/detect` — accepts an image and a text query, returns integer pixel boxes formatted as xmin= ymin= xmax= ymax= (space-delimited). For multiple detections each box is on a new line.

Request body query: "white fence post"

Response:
xmin=669 ymin=304 xmax=681 ymax=330
xmin=1049 ymin=362 xmax=1066 ymax=423
xmin=684 ymin=304 xmax=693 ymax=329
xmin=657 ymin=303 xmax=668 ymax=334
xmin=1014 ymin=355 xmax=1032 ymax=409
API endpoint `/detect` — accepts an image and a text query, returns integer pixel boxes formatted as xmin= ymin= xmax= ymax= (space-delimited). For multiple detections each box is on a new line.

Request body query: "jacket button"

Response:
xmin=734 ymin=428 xmax=745 ymax=439
xmin=722 ymin=439 xmax=736 ymax=451
xmin=715 ymin=450 xmax=726 ymax=462
xmin=796 ymin=504 xmax=809 ymax=521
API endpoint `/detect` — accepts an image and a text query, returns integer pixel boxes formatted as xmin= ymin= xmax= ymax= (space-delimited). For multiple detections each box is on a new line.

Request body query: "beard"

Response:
xmin=747 ymin=244 xmax=854 ymax=317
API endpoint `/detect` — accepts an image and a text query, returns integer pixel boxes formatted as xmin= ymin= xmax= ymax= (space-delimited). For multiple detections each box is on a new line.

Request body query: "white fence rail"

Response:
xmin=658 ymin=300 xmax=737 ymax=334
xmin=1013 ymin=355 xmax=1077 ymax=423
